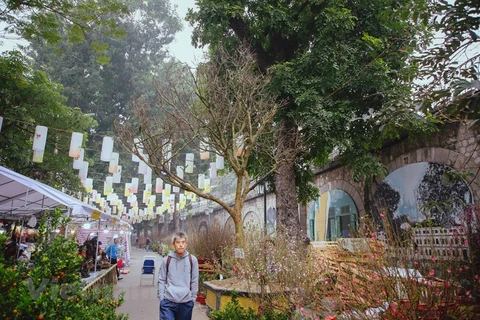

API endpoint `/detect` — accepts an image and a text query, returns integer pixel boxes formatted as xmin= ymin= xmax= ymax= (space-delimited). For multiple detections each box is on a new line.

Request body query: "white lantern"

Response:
xmin=198 ymin=174 xmax=205 ymax=189
xmin=79 ymin=161 xmax=89 ymax=181
xmin=204 ymin=178 xmax=211 ymax=193
xmin=210 ymin=163 xmax=217 ymax=179
xmin=100 ymin=136 xmax=114 ymax=161
xmin=32 ymin=126 xmax=48 ymax=151
xmin=185 ymin=153 xmax=194 ymax=173
xmin=138 ymin=159 xmax=148 ymax=175
xmin=144 ymin=167 xmax=152 ymax=184
xmin=216 ymin=155 xmax=224 ymax=170
xmin=124 ymin=183 xmax=132 ymax=197
xmin=155 ymin=178 xmax=163 ymax=193
xmin=109 ymin=152 xmax=119 ymax=173
xmin=177 ymin=166 xmax=184 ymax=179
xmin=200 ymin=140 xmax=209 ymax=160
xmin=73 ymin=148 xmax=85 ymax=169
xmin=113 ymin=165 xmax=122 ymax=183
xmin=131 ymin=177 xmax=139 ymax=193
xmin=84 ymin=178 xmax=93 ymax=193
xmin=69 ymin=132 xmax=83 ymax=158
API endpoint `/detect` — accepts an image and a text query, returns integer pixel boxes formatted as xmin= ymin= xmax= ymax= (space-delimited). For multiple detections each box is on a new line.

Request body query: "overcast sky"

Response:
xmin=168 ymin=0 xmax=206 ymax=66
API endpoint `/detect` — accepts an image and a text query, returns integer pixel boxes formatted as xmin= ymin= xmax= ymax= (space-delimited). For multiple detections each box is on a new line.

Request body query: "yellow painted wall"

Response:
xmin=315 ymin=192 xmax=328 ymax=241
xmin=206 ymin=287 xmax=259 ymax=312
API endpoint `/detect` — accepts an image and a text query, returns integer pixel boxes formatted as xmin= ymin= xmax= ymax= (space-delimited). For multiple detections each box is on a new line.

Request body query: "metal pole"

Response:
xmin=263 ymin=183 xmax=267 ymax=236
xmin=94 ymin=219 xmax=100 ymax=272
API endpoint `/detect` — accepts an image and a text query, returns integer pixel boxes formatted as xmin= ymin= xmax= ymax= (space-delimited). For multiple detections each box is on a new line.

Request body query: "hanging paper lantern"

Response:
xmin=198 ymin=174 xmax=205 ymax=189
xmin=32 ymin=126 xmax=48 ymax=163
xmin=109 ymin=152 xmax=119 ymax=173
xmin=155 ymin=178 xmax=163 ymax=193
xmin=148 ymin=195 xmax=156 ymax=208
xmin=145 ymin=183 xmax=152 ymax=195
xmin=100 ymin=136 xmax=114 ymax=161
xmin=79 ymin=161 xmax=89 ymax=181
xmin=164 ymin=184 xmax=171 ymax=197
xmin=162 ymin=189 xmax=168 ymax=202
xmin=0 ymin=117 xmax=3 ymax=132
xmin=33 ymin=126 xmax=48 ymax=151
xmin=185 ymin=153 xmax=194 ymax=173
xmin=210 ymin=163 xmax=217 ymax=179
xmin=173 ymin=186 xmax=179 ymax=193
xmin=124 ymin=183 xmax=132 ymax=197
xmin=204 ymin=178 xmax=211 ymax=193
xmin=216 ymin=155 xmax=224 ymax=170
xmin=69 ymin=132 xmax=83 ymax=158
xmin=176 ymin=166 xmax=184 ymax=179
xmin=200 ymin=140 xmax=209 ymax=160
xmin=131 ymin=177 xmax=139 ymax=193
xmin=73 ymin=148 xmax=85 ymax=169
xmin=144 ymin=167 xmax=152 ymax=184
xmin=113 ymin=165 xmax=122 ymax=183
xmin=104 ymin=176 xmax=113 ymax=195
xmin=84 ymin=178 xmax=93 ymax=193
xmin=138 ymin=159 xmax=148 ymax=175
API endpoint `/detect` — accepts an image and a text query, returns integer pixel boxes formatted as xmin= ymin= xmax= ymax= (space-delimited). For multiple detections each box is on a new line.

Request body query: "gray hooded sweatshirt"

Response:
xmin=157 ymin=250 xmax=199 ymax=303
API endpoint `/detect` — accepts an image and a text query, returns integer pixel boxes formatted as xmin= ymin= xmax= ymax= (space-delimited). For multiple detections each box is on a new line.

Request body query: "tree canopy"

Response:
xmin=1 ymin=0 xmax=128 ymax=47
xmin=187 ymin=0 xmax=433 ymax=238
xmin=0 ymin=51 xmax=96 ymax=192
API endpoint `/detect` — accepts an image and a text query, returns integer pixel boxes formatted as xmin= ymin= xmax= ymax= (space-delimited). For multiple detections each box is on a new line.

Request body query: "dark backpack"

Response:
xmin=165 ymin=254 xmax=193 ymax=289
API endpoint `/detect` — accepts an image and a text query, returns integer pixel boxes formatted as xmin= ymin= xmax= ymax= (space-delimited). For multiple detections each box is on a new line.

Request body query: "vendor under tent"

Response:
xmin=0 ymin=165 xmax=116 ymax=223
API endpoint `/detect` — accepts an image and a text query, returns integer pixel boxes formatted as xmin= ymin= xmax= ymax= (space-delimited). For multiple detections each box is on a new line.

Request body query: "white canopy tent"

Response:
xmin=0 ymin=165 xmax=123 ymax=226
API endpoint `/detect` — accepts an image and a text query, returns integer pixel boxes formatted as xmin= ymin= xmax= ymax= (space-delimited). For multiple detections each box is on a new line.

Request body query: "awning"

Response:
xmin=0 ymin=165 xmax=119 ymax=224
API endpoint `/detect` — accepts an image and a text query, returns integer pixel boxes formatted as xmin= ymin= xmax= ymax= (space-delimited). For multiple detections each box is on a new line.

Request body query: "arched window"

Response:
xmin=308 ymin=189 xmax=358 ymax=241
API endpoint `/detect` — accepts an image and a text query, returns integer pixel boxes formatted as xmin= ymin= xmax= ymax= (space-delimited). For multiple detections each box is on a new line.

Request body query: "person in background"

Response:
xmin=157 ymin=231 xmax=199 ymax=320
xmin=105 ymin=238 xmax=122 ymax=280
xmin=146 ymin=237 xmax=151 ymax=252
xmin=17 ymin=249 xmax=29 ymax=262
xmin=135 ymin=237 xmax=139 ymax=248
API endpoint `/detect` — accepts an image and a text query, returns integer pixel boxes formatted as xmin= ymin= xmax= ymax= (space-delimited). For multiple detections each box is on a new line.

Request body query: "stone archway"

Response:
xmin=378 ymin=147 xmax=480 ymax=206
xmin=243 ymin=211 xmax=261 ymax=233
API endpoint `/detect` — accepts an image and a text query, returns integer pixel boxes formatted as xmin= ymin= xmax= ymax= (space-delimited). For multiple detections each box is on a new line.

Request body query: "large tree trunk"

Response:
xmin=275 ymin=119 xmax=305 ymax=241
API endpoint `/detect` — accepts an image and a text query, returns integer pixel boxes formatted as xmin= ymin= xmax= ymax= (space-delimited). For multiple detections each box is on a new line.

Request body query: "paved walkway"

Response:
xmin=113 ymin=247 xmax=209 ymax=320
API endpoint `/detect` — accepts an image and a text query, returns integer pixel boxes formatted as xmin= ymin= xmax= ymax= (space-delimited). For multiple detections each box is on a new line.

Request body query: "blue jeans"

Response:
xmin=159 ymin=299 xmax=193 ymax=320
xmin=146 ymin=245 xmax=150 ymax=252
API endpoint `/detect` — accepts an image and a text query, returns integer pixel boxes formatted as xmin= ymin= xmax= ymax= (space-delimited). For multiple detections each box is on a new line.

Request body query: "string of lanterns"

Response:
xmin=0 ymin=116 xmax=225 ymax=225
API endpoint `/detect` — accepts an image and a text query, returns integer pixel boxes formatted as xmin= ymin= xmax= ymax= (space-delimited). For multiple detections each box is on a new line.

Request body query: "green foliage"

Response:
xmin=209 ymin=292 xmax=290 ymax=320
xmin=2 ymin=0 xmax=129 ymax=47
xmin=188 ymin=0 xmax=433 ymax=211
xmin=0 ymin=209 xmax=127 ymax=319
xmin=415 ymin=0 xmax=480 ymax=127
xmin=0 ymin=51 xmax=97 ymax=193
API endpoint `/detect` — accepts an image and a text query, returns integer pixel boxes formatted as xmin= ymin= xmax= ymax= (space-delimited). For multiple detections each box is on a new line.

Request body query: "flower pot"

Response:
xmin=196 ymin=293 xmax=206 ymax=305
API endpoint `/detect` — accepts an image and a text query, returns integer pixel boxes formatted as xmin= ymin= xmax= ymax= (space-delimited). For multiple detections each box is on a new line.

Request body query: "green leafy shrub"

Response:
xmin=209 ymin=292 xmax=290 ymax=320
xmin=0 ymin=209 xmax=127 ymax=320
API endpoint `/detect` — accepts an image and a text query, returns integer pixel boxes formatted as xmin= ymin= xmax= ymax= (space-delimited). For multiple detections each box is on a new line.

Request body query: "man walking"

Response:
xmin=146 ymin=237 xmax=151 ymax=252
xmin=158 ymin=231 xmax=199 ymax=320
xmin=105 ymin=237 xmax=122 ymax=280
